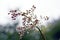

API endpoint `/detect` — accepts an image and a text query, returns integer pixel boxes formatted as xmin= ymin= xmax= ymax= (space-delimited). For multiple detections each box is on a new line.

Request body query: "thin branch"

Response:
xmin=36 ymin=26 xmax=46 ymax=40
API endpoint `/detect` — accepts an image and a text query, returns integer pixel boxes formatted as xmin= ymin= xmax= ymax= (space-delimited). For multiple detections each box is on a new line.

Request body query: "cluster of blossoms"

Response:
xmin=8 ymin=5 xmax=49 ymax=39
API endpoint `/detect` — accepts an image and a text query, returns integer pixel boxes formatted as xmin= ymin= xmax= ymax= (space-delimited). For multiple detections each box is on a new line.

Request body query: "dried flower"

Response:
xmin=8 ymin=5 xmax=49 ymax=39
xmin=32 ymin=5 xmax=36 ymax=9
xmin=8 ymin=13 xmax=10 ymax=15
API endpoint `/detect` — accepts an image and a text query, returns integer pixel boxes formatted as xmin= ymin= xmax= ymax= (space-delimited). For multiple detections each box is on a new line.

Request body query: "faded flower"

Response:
xmin=8 ymin=5 xmax=49 ymax=39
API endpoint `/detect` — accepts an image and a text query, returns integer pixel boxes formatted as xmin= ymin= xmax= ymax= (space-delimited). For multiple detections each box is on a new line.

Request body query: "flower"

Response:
xmin=8 ymin=5 xmax=49 ymax=39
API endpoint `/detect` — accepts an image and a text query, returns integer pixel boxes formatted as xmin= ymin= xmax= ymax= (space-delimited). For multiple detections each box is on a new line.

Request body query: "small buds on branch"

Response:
xmin=8 ymin=5 xmax=49 ymax=39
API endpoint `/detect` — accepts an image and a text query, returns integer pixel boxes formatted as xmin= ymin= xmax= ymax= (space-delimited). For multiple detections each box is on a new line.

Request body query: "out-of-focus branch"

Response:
xmin=36 ymin=26 xmax=46 ymax=40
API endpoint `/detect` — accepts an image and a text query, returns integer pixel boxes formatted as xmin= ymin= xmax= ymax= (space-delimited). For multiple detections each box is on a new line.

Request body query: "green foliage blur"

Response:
xmin=45 ymin=19 xmax=60 ymax=40
xmin=0 ymin=19 xmax=60 ymax=40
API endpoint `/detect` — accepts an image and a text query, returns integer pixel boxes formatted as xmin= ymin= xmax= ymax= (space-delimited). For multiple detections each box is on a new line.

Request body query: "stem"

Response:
xmin=36 ymin=26 xmax=46 ymax=40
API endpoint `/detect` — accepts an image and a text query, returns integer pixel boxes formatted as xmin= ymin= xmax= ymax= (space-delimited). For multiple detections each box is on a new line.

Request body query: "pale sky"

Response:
xmin=0 ymin=0 xmax=60 ymax=25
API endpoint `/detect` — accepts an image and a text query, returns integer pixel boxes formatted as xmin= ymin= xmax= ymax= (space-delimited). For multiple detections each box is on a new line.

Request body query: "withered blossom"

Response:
xmin=8 ymin=5 xmax=49 ymax=40
xmin=34 ymin=19 xmax=39 ymax=25
xmin=27 ymin=17 xmax=31 ymax=23
xmin=44 ymin=16 xmax=49 ymax=20
xmin=21 ymin=12 xmax=26 ymax=16
xmin=28 ymin=10 xmax=31 ymax=13
xmin=32 ymin=5 xmax=36 ymax=9
xmin=9 ymin=10 xmax=17 ymax=12
xmin=18 ymin=13 xmax=21 ymax=15
xmin=8 ymin=13 xmax=10 ymax=15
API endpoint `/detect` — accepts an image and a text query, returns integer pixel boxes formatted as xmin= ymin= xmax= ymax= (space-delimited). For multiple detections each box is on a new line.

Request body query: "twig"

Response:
xmin=36 ymin=26 xmax=46 ymax=40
